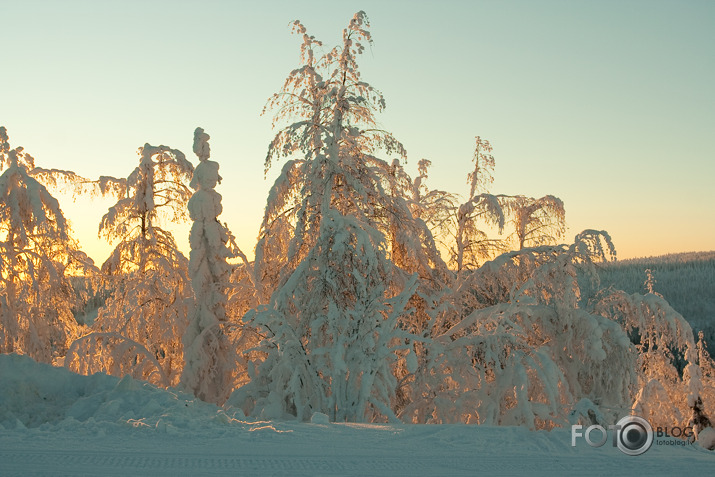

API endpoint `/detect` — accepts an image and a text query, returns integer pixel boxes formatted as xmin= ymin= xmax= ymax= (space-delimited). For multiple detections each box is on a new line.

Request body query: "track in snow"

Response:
xmin=1 ymin=442 xmax=714 ymax=477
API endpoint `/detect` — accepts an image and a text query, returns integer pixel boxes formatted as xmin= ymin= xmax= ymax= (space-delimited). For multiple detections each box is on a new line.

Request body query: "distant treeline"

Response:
xmin=597 ymin=251 xmax=715 ymax=348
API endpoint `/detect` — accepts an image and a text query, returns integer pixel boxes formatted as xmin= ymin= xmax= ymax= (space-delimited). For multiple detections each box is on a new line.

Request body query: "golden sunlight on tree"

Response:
xmin=505 ymin=194 xmax=566 ymax=250
xmin=0 ymin=127 xmax=95 ymax=363
xmin=66 ymin=143 xmax=194 ymax=386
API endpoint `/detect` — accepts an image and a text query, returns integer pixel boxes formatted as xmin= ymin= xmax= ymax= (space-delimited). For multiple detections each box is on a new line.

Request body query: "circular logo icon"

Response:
xmin=615 ymin=415 xmax=653 ymax=456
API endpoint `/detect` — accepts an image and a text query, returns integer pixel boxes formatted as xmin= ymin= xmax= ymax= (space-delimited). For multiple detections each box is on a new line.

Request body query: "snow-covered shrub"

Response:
xmin=593 ymin=287 xmax=705 ymax=431
xmin=400 ymin=301 xmax=569 ymax=428
xmin=401 ymin=231 xmax=635 ymax=427
xmin=64 ymin=331 xmax=169 ymax=387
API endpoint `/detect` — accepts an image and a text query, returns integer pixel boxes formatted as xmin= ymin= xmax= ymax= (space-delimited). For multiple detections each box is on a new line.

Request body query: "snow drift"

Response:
xmin=0 ymin=353 xmax=241 ymax=432
xmin=1 ymin=353 xmax=714 ymax=476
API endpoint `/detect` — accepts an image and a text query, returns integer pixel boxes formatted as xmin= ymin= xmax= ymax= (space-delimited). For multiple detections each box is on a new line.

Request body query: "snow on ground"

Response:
xmin=1 ymin=354 xmax=713 ymax=476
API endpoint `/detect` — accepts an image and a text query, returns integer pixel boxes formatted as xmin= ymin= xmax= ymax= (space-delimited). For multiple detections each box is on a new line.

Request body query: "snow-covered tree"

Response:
xmin=253 ymin=13 xmax=415 ymax=301
xmin=593 ymin=287 xmax=708 ymax=432
xmin=505 ymin=195 xmax=566 ymax=250
xmin=451 ymin=194 xmax=505 ymax=272
xmin=253 ymin=10 xmax=449 ymax=306
xmin=440 ymin=137 xmax=564 ymax=270
xmin=0 ymin=127 xmax=95 ymax=363
xmin=181 ymin=127 xmax=251 ymax=404
xmin=252 ymin=19 xmax=328 ymax=303
xmin=233 ymin=211 xmax=418 ymax=421
xmin=83 ymin=142 xmax=193 ymax=385
xmin=643 ymin=268 xmax=660 ymax=296
xmin=445 ymin=137 xmax=506 ymax=272
xmin=231 ymin=12 xmax=424 ymax=422
xmin=384 ymin=158 xmax=454 ymax=276
xmin=468 ymin=136 xmax=495 ymax=199
xmin=397 ymin=159 xmax=454 ymax=236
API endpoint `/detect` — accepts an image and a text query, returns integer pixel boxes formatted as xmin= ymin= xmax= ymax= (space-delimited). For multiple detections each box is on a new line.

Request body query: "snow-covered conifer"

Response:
xmin=181 ymin=128 xmax=245 ymax=404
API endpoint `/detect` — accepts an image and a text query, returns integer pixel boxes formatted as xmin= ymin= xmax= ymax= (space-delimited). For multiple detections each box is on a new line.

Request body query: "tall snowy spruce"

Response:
xmin=67 ymin=143 xmax=193 ymax=386
xmin=230 ymin=12 xmax=422 ymax=422
xmin=181 ymin=128 xmax=236 ymax=404
xmin=0 ymin=127 xmax=95 ymax=363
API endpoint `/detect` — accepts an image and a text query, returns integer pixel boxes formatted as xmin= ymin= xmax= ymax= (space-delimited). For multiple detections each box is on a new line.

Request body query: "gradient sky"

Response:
xmin=2 ymin=0 xmax=713 ymax=264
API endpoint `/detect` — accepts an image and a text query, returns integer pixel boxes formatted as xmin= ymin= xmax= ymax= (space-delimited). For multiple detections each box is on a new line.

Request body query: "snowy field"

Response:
xmin=1 ymin=354 xmax=713 ymax=476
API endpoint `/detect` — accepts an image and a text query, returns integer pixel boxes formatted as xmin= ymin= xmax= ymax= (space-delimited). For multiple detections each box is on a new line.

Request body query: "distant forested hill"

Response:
xmin=596 ymin=251 xmax=715 ymax=348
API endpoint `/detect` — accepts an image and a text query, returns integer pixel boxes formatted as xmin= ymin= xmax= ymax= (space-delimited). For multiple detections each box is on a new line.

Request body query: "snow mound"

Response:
xmin=310 ymin=412 xmax=330 ymax=424
xmin=699 ymin=427 xmax=715 ymax=450
xmin=0 ymin=354 xmax=245 ymax=433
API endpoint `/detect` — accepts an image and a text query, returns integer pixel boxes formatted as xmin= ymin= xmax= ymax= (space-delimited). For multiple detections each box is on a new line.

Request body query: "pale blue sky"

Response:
xmin=2 ymin=0 xmax=713 ymax=262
